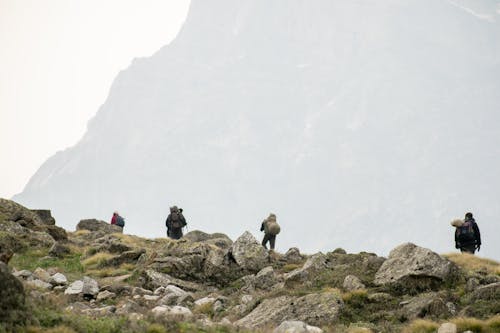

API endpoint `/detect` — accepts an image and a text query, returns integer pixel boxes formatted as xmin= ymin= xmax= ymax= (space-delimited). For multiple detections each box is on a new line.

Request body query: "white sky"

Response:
xmin=0 ymin=0 xmax=190 ymax=198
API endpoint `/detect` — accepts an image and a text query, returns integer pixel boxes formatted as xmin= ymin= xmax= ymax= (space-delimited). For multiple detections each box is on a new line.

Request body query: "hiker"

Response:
xmin=110 ymin=211 xmax=125 ymax=229
xmin=260 ymin=213 xmax=281 ymax=250
xmin=165 ymin=206 xmax=187 ymax=240
xmin=452 ymin=212 xmax=481 ymax=254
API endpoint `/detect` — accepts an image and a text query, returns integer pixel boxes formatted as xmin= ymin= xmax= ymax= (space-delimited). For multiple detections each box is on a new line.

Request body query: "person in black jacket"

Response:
xmin=165 ymin=206 xmax=186 ymax=240
xmin=455 ymin=212 xmax=481 ymax=254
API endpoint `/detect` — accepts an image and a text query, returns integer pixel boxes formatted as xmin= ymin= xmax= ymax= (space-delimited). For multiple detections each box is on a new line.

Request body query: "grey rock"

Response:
xmin=194 ymin=296 xmax=216 ymax=307
xmin=229 ymin=231 xmax=269 ymax=272
xmin=254 ymin=266 xmax=278 ymax=290
xmin=33 ymin=267 xmax=51 ymax=282
xmin=343 ymin=275 xmax=366 ymax=291
xmin=466 ymin=277 xmax=480 ymax=292
xmin=26 ymin=279 xmax=52 ymax=290
xmin=283 ymin=247 xmax=304 ymax=264
xmin=235 ymin=291 xmax=343 ymax=329
xmin=374 ymin=243 xmax=459 ymax=293
xmin=141 ymin=269 xmax=206 ymax=292
xmin=437 ymin=323 xmax=457 ymax=333
xmin=13 ymin=270 xmax=32 ymax=279
xmin=274 ymin=320 xmax=323 ymax=333
xmin=284 ymin=253 xmax=327 ymax=287
xmin=50 ymin=273 xmax=68 ymax=286
xmin=76 ymin=219 xmax=122 ymax=236
xmin=399 ymin=293 xmax=452 ymax=320
xmin=96 ymin=290 xmax=116 ymax=302
xmin=470 ymin=282 xmax=500 ymax=301
xmin=31 ymin=209 xmax=56 ymax=225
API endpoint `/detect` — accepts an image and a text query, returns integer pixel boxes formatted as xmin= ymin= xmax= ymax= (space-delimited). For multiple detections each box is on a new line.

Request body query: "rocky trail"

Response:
xmin=1 ymin=198 xmax=499 ymax=333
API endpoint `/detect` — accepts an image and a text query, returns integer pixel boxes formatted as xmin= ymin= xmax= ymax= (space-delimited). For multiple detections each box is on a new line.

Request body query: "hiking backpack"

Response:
xmin=170 ymin=212 xmax=183 ymax=229
xmin=457 ymin=221 xmax=475 ymax=243
xmin=116 ymin=216 xmax=125 ymax=228
xmin=265 ymin=220 xmax=281 ymax=236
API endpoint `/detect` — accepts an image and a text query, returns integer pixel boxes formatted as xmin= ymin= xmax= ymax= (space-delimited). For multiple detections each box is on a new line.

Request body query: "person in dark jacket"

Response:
xmin=165 ymin=206 xmax=186 ymax=240
xmin=455 ymin=212 xmax=481 ymax=254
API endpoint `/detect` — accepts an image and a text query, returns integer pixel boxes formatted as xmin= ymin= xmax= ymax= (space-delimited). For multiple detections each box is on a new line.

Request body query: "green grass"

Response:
xmin=9 ymin=249 xmax=84 ymax=279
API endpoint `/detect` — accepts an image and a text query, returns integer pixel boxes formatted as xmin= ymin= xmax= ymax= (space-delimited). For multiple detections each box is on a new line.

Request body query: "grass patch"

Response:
xmin=9 ymin=249 xmax=84 ymax=279
xmin=280 ymin=263 xmax=301 ymax=273
xmin=401 ymin=319 xmax=439 ymax=333
xmin=193 ymin=302 xmax=214 ymax=317
xmin=443 ymin=253 xmax=500 ymax=276
xmin=81 ymin=252 xmax=114 ymax=270
xmin=86 ymin=263 xmax=135 ymax=278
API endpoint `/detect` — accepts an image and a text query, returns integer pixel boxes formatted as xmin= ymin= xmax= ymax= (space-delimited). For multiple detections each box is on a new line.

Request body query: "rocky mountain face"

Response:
xmin=1 ymin=198 xmax=499 ymax=332
xmin=13 ymin=0 xmax=500 ymax=259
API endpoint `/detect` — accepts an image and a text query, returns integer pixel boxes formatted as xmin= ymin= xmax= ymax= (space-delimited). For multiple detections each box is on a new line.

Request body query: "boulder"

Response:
xmin=470 ymin=282 xmax=500 ymax=301
xmin=235 ymin=291 xmax=343 ymax=329
xmin=399 ymin=293 xmax=452 ymax=320
xmin=50 ymin=273 xmax=68 ymax=286
xmin=31 ymin=209 xmax=56 ymax=225
xmin=96 ymin=290 xmax=116 ymax=302
xmin=65 ymin=276 xmax=99 ymax=299
xmin=374 ymin=243 xmax=460 ymax=293
xmin=438 ymin=323 xmax=457 ymax=333
xmin=343 ymin=275 xmax=366 ymax=291
xmin=76 ymin=219 xmax=122 ymax=236
xmin=274 ymin=320 xmax=323 ymax=333
xmin=229 ymin=231 xmax=269 ymax=272
xmin=183 ymin=230 xmax=233 ymax=249
xmin=0 ymin=262 xmax=27 ymax=327
xmin=26 ymin=279 xmax=53 ymax=290
xmin=152 ymin=305 xmax=193 ymax=321
xmin=48 ymin=242 xmax=71 ymax=258
xmin=254 ymin=266 xmax=278 ymax=290
xmin=45 ymin=225 xmax=68 ymax=241
xmin=141 ymin=269 xmax=205 ymax=292
xmin=0 ymin=198 xmax=44 ymax=230
xmin=283 ymin=247 xmax=304 ymax=264
xmin=284 ymin=253 xmax=327 ymax=287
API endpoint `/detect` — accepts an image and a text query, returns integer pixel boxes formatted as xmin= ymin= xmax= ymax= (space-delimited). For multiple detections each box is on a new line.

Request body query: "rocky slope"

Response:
xmin=1 ymin=198 xmax=499 ymax=333
xmin=13 ymin=0 xmax=500 ymax=259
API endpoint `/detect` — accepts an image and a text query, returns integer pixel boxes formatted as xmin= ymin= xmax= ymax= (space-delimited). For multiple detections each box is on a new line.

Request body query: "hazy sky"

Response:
xmin=0 ymin=0 xmax=190 ymax=198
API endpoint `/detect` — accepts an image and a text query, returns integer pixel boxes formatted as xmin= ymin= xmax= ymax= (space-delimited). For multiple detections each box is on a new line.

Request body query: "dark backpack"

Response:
xmin=457 ymin=221 xmax=475 ymax=243
xmin=116 ymin=216 xmax=125 ymax=228
xmin=170 ymin=212 xmax=183 ymax=229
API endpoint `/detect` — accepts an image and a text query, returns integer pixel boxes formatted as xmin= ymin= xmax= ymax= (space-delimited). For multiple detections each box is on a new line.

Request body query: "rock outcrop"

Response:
xmin=374 ymin=243 xmax=460 ymax=294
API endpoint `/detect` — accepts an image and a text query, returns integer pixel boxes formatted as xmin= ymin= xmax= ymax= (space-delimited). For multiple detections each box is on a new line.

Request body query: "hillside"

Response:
xmin=12 ymin=0 xmax=500 ymax=259
xmin=1 ymin=198 xmax=499 ymax=333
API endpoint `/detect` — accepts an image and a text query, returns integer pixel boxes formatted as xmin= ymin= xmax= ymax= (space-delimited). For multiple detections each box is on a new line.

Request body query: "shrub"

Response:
xmin=146 ymin=323 xmax=166 ymax=333
xmin=451 ymin=317 xmax=486 ymax=333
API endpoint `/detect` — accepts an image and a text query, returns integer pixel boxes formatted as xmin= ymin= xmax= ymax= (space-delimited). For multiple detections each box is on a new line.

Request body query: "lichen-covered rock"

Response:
xmin=31 ymin=209 xmax=56 ymax=225
xmin=183 ymin=230 xmax=233 ymax=249
xmin=283 ymin=247 xmax=304 ymax=264
xmin=470 ymin=282 xmax=500 ymax=301
xmin=254 ymin=266 xmax=278 ymax=290
xmin=45 ymin=225 xmax=68 ymax=241
xmin=65 ymin=276 xmax=99 ymax=299
xmin=0 ymin=262 xmax=27 ymax=328
xmin=229 ymin=231 xmax=269 ymax=272
xmin=274 ymin=320 xmax=323 ymax=333
xmin=343 ymin=275 xmax=366 ymax=291
xmin=141 ymin=269 xmax=206 ymax=292
xmin=50 ymin=273 xmax=68 ymax=286
xmin=235 ymin=291 xmax=343 ymax=329
xmin=48 ymin=241 xmax=71 ymax=258
xmin=284 ymin=253 xmax=326 ymax=287
xmin=76 ymin=219 xmax=122 ymax=236
xmin=399 ymin=292 xmax=452 ymax=320
xmin=374 ymin=243 xmax=460 ymax=293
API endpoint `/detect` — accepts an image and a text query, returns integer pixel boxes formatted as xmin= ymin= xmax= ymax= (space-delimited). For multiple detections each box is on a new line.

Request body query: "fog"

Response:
xmin=14 ymin=0 xmax=500 ymax=260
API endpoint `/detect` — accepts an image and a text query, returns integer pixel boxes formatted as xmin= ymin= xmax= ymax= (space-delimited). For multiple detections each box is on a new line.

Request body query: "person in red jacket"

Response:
xmin=111 ymin=211 xmax=118 ymax=225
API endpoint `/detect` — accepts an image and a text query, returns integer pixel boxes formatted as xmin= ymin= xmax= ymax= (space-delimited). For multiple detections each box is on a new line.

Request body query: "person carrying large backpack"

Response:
xmin=453 ymin=212 xmax=481 ymax=254
xmin=260 ymin=213 xmax=280 ymax=250
xmin=166 ymin=206 xmax=187 ymax=240
xmin=110 ymin=211 xmax=125 ymax=229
